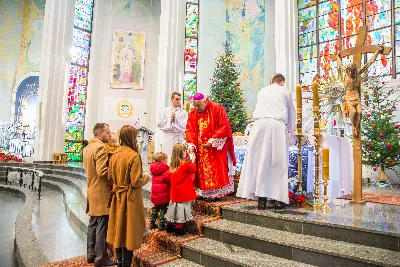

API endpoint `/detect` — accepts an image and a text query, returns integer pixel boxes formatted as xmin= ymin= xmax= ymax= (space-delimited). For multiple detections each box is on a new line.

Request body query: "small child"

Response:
xmin=165 ymin=143 xmax=196 ymax=236
xmin=149 ymin=152 xmax=171 ymax=231
xmin=105 ymin=132 xmax=119 ymax=153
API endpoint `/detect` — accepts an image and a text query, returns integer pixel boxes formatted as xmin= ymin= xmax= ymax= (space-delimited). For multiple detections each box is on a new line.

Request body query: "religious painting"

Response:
xmin=225 ymin=0 xmax=265 ymax=115
xmin=9 ymin=72 xmax=39 ymax=158
xmin=111 ymin=30 xmax=146 ymax=89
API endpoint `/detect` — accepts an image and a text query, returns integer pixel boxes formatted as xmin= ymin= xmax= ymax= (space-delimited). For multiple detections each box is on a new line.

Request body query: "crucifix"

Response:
xmin=328 ymin=26 xmax=392 ymax=203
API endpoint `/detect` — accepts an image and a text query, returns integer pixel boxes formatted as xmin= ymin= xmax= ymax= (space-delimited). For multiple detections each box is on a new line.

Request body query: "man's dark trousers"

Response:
xmin=87 ymin=215 xmax=109 ymax=264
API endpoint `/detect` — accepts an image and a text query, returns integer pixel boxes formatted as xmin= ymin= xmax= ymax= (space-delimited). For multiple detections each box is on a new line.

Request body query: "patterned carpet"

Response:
xmin=342 ymin=192 xmax=400 ymax=206
xmin=39 ymin=196 xmax=248 ymax=267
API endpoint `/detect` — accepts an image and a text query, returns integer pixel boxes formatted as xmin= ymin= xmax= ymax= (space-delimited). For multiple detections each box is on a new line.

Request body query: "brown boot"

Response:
xmin=275 ymin=201 xmax=285 ymax=210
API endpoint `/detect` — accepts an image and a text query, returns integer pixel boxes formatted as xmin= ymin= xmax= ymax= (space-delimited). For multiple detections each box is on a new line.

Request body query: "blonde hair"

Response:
xmin=170 ymin=144 xmax=186 ymax=172
xmin=154 ymin=152 xmax=167 ymax=163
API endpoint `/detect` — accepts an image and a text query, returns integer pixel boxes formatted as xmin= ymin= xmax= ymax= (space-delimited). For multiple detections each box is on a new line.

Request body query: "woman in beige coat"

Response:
xmin=107 ymin=125 xmax=149 ymax=267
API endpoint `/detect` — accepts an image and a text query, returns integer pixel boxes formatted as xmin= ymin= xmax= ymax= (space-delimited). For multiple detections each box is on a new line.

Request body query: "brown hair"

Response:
xmin=171 ymin=92 xmax=181 ymax=99
xmin=154 ymin=152 xmax=167 ymax=162
xmin=272 ymin=73 xmax=285 ymax=84
xmin=93 ymin=123 xmax=108 ymax=136
xmin=170 ymin=143 xmax=186 ymax=172
xmin=119 ymin=125 xmax=138 ymax=152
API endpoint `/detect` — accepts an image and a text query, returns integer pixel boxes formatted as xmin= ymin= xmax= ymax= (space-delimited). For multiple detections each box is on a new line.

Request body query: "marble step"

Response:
xmin=159 ymin=258 xmax=203 ymax=267
xmin=43 ymin=174 xmax=86 ymax=207
xmin=202 ymin=219 xmax=400 ymax=267
xmin=221 ymin=201 xmax=400 ymax=251
xmin=182 ymin=237 xmax=315 ymax=267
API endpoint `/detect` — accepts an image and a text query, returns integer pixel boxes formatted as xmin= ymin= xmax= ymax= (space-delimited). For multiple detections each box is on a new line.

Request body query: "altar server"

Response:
xmin=157 ymin=92 xmax=188 ymax=160
xmin=236 ymin=74 xmax=295 ymax=209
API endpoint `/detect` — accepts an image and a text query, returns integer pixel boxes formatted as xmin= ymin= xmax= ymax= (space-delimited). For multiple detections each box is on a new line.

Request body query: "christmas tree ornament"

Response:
xmin=373 ymin=167 xmax=377 ymax=171
xmin=395 ymin=124 xmax=399 ymax=129
xmin=380 ymin=133 xmax=384 ymax=138
xmin=367 ymin=146 xmax=371 ymax=151
xmin=372 ymin=124 xmax=376 ymax=128
xmin=391 ymin=162 xmax=396 ymax=166
xmin=367 ymin=113 xmax=371 ymax=118
xmin=387 ymin=143 xmax=392 ymax=148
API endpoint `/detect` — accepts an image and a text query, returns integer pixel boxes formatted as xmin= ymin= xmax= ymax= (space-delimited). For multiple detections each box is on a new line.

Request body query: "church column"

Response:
xmin=154 ymin=0 xmax=186 ymax=152
xmin=34 ymin=0 xmax=75 ymax=161
xmin=274 ymin=0 xmax=298 ymax=92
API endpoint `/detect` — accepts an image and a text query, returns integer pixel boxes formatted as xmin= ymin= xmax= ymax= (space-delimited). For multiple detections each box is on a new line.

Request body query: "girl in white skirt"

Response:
xmin=165 ymin=143 xmax=196 ymax=235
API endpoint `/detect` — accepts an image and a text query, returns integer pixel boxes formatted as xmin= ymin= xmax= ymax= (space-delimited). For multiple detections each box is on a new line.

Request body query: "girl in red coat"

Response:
xmin=149 ymin=152 xmax=170 ymax=231
xmin=165 ymin=143 xmax=196 ymax=236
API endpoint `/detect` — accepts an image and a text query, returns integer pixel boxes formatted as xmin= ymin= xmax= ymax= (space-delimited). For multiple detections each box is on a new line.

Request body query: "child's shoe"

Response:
xmin=174 ymin=227 xmax=186 ymax=236
xmin=158 ymin=223 xmax=167 ymax=231
xmin=149 ymin=222 xmax=158 ymax=230
xmin=166 ymin=223 xmax=175 ymax=233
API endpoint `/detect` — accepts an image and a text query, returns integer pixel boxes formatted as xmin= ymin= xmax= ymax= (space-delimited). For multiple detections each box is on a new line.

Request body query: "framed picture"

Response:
xmin=111 ymin=30 xmax=146 ymax=89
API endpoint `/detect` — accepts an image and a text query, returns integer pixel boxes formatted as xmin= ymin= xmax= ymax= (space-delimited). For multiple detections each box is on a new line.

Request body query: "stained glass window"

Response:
xmin=298 ymin=0 xmax=396 ymax=88
xmin=65 ymin=0 xmax=94 ymax=161
xmin=183 ymin=0 xmax=200 ymax=103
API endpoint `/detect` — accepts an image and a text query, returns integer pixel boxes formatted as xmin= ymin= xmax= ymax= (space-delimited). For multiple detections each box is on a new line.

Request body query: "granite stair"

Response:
xmin=200 ymin=219 xmax=400 ymax=267
xmin=182 ymin=237 xmax=315 ymax=267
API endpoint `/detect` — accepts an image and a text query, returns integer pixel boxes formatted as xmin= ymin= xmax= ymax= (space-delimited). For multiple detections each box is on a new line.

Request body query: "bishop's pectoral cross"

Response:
xmin=327 ymin=26 xmax=392 ymax=204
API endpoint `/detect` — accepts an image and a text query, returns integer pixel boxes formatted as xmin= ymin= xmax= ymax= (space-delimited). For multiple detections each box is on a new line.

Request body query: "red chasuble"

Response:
xmin=186 ymin=100 xmax=236 ymax=191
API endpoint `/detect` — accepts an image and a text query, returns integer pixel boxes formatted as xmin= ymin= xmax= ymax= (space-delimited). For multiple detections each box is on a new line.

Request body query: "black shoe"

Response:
xmin=257 ymin=197 xmax=268 ymax=210
xmin=205 ymin=197 xmax=220 ymax=202
xmin=175 ymin=227 xmax=186 ymax=236
xmin=95 ymin=259 xmax=117 ymax=266
xmin=149 ymin=222 xmax=158 ymax=230
xmin=166 ymin=224 xmax=175 ymax=233
xmin=116 ymin=257 xmax=123 ymax=267
xmin=87 ymin=257 xmax=95 ymax=264
xmin=266 ymin=200 xmax=276 ymax=209
xmin=158 ymin=223 xmax=166 ymax=231
xmin=275 ymin=201 xmax=285 ymax=210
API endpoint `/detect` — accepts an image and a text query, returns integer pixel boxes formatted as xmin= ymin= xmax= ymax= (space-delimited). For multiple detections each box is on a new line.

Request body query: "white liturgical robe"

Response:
xmin=157 ymin=106 xmax=188 ymax=159
xmin=237 ymin=83 xmax=296 ymax=204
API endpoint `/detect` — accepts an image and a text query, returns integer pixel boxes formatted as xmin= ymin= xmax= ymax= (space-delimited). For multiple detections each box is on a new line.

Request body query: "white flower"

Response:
xmin=288 ymin=177 xmax=299 ymax=187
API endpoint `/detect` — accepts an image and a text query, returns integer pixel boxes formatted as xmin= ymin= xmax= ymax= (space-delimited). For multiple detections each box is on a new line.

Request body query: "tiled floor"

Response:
xmin=31 ymin=187 xmax=86 ymax=262
xmin=0 ymin=191 xmax=24 ymax=267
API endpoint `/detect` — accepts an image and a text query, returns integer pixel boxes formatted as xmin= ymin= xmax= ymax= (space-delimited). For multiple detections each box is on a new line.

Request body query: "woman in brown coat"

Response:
xmin=107 ymin=125 xmax=150 ymax=267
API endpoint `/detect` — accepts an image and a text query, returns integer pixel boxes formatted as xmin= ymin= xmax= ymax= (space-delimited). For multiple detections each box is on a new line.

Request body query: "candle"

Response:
xmin=312 ymin=82 xmax=319 ymax=108
xmin=296 ymin=84 xmax=302 ymax=110
xmin=185 ymin=102 xmax=190 ymax=112
xmin=322 ymin=147 xmax=329 ymax=177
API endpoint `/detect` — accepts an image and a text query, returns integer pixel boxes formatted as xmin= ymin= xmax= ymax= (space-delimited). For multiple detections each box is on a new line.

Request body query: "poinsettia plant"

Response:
xmin=289 ymin=190 xmax=313 ymax=208
xmin=0 ymin=152 xmax=22 ymax=162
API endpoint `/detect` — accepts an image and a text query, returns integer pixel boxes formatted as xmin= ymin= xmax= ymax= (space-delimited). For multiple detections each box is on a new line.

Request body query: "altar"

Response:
xmin=233 ymin=134 xmax=354 ymax=201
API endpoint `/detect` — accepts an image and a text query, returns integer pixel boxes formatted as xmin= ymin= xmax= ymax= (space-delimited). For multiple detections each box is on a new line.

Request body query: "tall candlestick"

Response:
xmin=321 ymin=147 xmax=330 ymax=211
xmin=312 ymin=81 xmax=319 ymax=108
xmin=296 ymin=84 xmax=302 ymax=111
xmin=296 ymin=84 xmax=303 ymax=192
xmin=185 ymin=102 xmax=190 ymax=112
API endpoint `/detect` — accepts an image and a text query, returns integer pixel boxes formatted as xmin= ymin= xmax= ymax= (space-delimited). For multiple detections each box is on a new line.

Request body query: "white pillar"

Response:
xmin=154 ymin=0 xmax=186 ymax=152
xmin=275 ymin=0 xmax=298 ymax=93
xmin=264 ymin=0 xmax=276 ymax=85
xmin=34 ymin=0 xmax=75 ymax=161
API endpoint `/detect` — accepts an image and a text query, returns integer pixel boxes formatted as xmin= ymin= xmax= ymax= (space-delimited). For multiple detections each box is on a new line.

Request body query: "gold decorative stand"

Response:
xmin=297 ymin=134 xmax=303 ymax=192
xmin=321 ymin=147 xmax=330 ymax=211
xmin=313 ymin=134 xmax=321 ymax=209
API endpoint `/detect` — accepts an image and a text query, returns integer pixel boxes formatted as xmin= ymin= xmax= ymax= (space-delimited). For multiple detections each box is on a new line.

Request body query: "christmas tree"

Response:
xmin=362 ymin=79 xmax=400 ymax=174
xmin=209 ymin=43 xmax=248 ymax=133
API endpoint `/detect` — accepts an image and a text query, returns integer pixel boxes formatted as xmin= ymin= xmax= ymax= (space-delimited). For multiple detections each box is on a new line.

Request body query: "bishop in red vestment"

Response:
xmin=186 ymin=93 xmax=236 ymax=201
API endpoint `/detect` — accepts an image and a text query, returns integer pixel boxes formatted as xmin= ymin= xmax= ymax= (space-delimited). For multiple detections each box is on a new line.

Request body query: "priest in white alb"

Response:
xmin=236 ymin=74 xmax=295 ymax=210
xmin=157 ymin=92 xmax=188 ymax=159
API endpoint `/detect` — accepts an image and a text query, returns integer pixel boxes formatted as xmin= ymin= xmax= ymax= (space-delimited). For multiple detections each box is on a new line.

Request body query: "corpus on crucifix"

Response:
xmin=328 ymin=26 xmax=392 ymax=203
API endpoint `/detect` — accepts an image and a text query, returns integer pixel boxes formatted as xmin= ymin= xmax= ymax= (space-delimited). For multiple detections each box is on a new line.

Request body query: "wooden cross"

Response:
xmin=327 ymin=26 xmax=392 ymax=204
xmin=329 ymin=26 xmax=391 ymax=68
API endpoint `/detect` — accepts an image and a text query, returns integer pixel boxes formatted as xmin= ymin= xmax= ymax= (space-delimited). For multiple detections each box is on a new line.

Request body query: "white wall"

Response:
xmin=197 ymin=0 xmax=226 ymax=97
xmin=34 ymin=0 xmax=75 ymax=161
xmin=85 ymin=0 xmax=161 ymax=138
